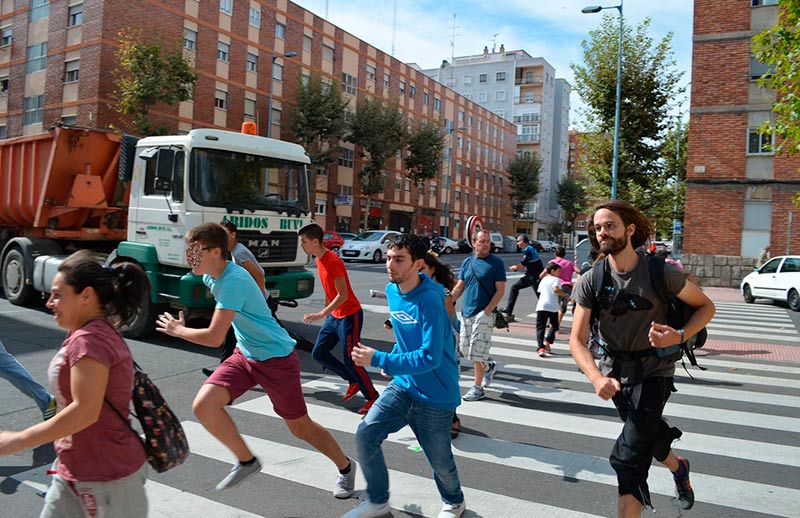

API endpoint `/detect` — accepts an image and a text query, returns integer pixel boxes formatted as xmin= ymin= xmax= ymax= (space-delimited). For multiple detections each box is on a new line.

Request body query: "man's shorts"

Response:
xmin=206 ymin=348 xmax=308 ymax=420
xmin=458 ymin=311 xmax=494 ymax=362
xmin=559 ymin=284 xmax=573 ymax=313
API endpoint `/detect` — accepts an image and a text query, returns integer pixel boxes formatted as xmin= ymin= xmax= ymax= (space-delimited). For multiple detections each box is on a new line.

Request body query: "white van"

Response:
xmin=489 ymin=232 xmax=504 ymax=253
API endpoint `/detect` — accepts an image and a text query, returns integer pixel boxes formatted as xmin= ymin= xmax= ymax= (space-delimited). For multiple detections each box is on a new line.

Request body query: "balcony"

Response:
xmin=518 ymin=134 xmax=541 ymax=143
xmin=514 ymin=96 xmax=541 ymax=104
xmin=515 ymin=77 xmax=542 ymax=85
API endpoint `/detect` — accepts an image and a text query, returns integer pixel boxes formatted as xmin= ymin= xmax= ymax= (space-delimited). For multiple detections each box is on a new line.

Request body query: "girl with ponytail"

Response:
xmin=0 ymin=250 xmax=152 ymax=517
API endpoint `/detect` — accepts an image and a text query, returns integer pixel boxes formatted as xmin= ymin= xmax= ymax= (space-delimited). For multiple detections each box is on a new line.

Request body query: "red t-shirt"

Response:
xmin=47 ymin=319 xmax=147 ymax=482
xmin=316 ymin=250 xmax=361 ymax=318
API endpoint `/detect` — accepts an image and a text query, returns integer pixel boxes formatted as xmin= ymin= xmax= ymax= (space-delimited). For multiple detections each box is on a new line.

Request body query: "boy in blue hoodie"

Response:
xmin=345 ymin=234 xmax=465 ymax=518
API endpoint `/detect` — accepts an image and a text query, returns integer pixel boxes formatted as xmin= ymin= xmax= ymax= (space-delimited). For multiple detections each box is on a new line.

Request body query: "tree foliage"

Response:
xmin=507 ymin=154 xmax=542 ymax=226
xmin=288 ymin=75 xmax=347 ymax=174
xmin=556 ymin=177 xmax=586 ymax=236
xmin=404 ymin=122 xmax=445 ymax=230
xmin=347 ymin=97 xmax=405 ymax=229
xmin=114 ymin=30 xmax=196 ymax=136
xmin=752 ymin=3 xmax=800 ymax=206
xmin=570 ymin=16 xmax=684 ymax=208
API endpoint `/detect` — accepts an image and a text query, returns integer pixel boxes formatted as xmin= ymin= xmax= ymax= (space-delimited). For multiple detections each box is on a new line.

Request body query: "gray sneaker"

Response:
xmin=215 ymin=458 xmax=262 ymax=490
xmin=438 ymin=501 xmax=466 ymax=518
xmin=463 ymin=385 xmax=485 ymax=401
xmin=333 ymin=459 xmax=357 ymax=499
xmin=481 ymin=360 xmax=497 ymax=387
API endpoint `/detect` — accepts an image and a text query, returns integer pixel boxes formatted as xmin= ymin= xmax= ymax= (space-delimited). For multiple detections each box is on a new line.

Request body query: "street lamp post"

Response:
xmin=267 ymin=51 xmax=297 ymax=139
xmin=582 ymin=1 xmax=623 ymax=199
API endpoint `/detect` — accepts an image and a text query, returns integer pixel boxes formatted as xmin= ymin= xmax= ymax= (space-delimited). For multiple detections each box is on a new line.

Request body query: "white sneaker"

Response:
xmin=215 ymin=458 xmax=262 ymax=490
xmin=462 ymin=385 xmax=485 ymax=401
xmin=438 ymin=501 xmax=466 ymax=518
xmin=481 ymin=360 xmax=497 ymax=387
xmin=333 ymin=460 xmax=356 ymax=499
xmin=341 ymin=499 xmax=391 ymax=518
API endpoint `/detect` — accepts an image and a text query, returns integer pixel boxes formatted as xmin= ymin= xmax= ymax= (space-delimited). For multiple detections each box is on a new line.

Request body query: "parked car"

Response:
xmin=322 ymin=231 xmax=344 ymax=253
xmin=339 ymin=232 xmax=358 ymax=241
xmin=457 ymin=238 xmax=473 ymax=254
xmin=489 ymin=232 xmax=504 ymax=253
xmin=537 ymin=240 xmax=559 ymax=252
xmin=574 ymin=238 xmax=592 ymax=269
xmin=437 ymin=236 xmax=459 ymax=254
xmin=529 ymin=240 xmax=545 ymax=253
xmin=740 ymin=255 xmax=800 ymax=311
xmin=502 ymin=235 xmax=518 ymax=253
xmin=339 ymin=230 xmax=401 ymax=263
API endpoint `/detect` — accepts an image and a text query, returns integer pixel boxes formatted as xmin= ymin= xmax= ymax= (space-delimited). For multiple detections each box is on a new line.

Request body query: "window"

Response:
xmin=496 ymin=72 xmax=506 ymax=82
xmin=433 ymin=97 xmax=441 ymax=110
xmin=0 ymin=76 xmax=8 ymax=95
xmin=183 ymin=28 xmax=197 ymax=51
xmin=423 ymin=92 xmax=429 ymax=105
xmin=495 ymin=90 xmax=506 ymax=101
xmin=249 ymin=7 xmax=260 ymax=27
xmin=275 ymin=22 xmax=285 ymax=39
xmin=463 ymin=93 xmax=471 ymax=100
xmin=68 ymin=3 xmax=83 ymax=26
xmin=337 ymin=184 xmax=353 ymax=196
xmin=220 ymin=0 xmax=232 ymax=15
xmin=26 ymin=43 xmax=47 ymax=73
xmin=430 ymin=184 xmax=437 ymax=198
xmin=366 ymin=64 xmax=376 ymax=81
xmin=244 ymin=97 xmax=256 ymax=118
xmin=751 ymin=0 xmax=778 ymax=5
xmin=747 ymin=127 xmax=773 ymax=154
xmin=342 ymin=73 xmax=357 ymax=95
xmin=217 ymin=41 xmax=230 ymax=62
xmin=315 ymin=199 xmax=327 ymax=215
xmin=455 ymin=190 xmax=461 ymax=201
xmin=479 ymin=73 xmax=487 ymax=83
xmin=64 ymin=60 xmax=79 ymax=82
xmin=496 ymin=109 xmax=505 ymax=118
xmin=246 ymin=52 xmax=258 ymax=73
xmin=303 ymin=35 xmax=312 ymax=51
xmin=0 ymin=26 xmax=10 ymax=46
xmin=23 ymin=95 xmax=44 ymax=125
xmin=0 ymin=125 xmax=7 ymax=139
xmin=30 ymin=0 xmax=49 ymax=21
xmin=478 ymin=92 xmax=487 ymax=103
xmin=383 ymin=72 xmax=390 ymax=88
xmin=399 ymin=80 xmax=405 ymax=95
xmin=464 ymin=75 xmax=472 ymax=85
xmin=272 ymin=62 xmax=283 ymax=81
xmin=394 ymin=176 xmax=402 ymax=190
xmin=409 ymin=85 xmax=416 ymax=98
xmin=749 ymin=54 xmax=773 ymax=80
xmin=405 ymin=179 xmax=411 ymax=191
xmin=445 ymin=77 xmax=455 ymax=87
xmin=322 ymin=44 xmax=334 ymax=61
xmin=214 ymin=90 xmax=227 ymax=110
xmin=338 ymin=147 xmax=354 ymax=168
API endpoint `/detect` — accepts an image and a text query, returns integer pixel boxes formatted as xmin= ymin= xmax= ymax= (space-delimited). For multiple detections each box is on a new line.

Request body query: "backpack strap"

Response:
xmin=588 ymin=257 xmax=608 ymax=325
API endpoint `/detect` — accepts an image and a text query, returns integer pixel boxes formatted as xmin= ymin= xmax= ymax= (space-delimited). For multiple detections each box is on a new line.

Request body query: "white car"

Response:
xmin=488 ymin=232 xmax=504 ymax=253
xmin=537 ymin=240 xmax=560 ymax=252
xmin=339 ymin=230 xmax=401 ymax=263
xmin=740 ymin=255 xmax=800 ymax=311
xmin=437 ymin=236 xmax=459 ymax=254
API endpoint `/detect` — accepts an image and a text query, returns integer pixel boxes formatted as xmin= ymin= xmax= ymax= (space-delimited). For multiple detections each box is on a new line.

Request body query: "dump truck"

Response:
xmin=0 ymin=124 xmax=315 ymax=337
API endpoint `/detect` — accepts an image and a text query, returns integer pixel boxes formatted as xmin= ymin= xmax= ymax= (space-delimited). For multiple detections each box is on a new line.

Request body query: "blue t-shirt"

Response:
xmin=371 ymin=274 xmax=461 ymax=410
xmin=203 ymin=262 xmax=295 ymax=361
xmin=520 ymin=244 xmax=543 ymax=277
xmin=458 ymin=254 xmax=507 ymax=318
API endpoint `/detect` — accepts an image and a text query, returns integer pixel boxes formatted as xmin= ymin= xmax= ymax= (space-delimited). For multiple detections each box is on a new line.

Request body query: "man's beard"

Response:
xmin=598 ymin=233 xmax=629 ymax=256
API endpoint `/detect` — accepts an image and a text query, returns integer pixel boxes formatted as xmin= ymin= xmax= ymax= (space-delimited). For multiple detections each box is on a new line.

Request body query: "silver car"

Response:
xmin=339 ymin=230 xmax=401 ymax=263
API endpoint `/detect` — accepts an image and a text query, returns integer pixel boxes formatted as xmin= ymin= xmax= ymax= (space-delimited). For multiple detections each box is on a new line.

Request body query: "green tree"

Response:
xmin=404 ymin=121 xmax=445 ymax=231
xmin=753 ymin=3 xmax=800 ymax=206
xmin=507 ymin=154 xmax=542 ymax=229
xmin=657 ymin=120 xmax=688 ymax=237
xmin=114 ymin=30 xmax=196 ymax=136
xmin=288 ymin=74 xmax=347 ymax=175
xmin=347 ymin=97 xmax=405 ymax=230
xmin=556 ymin=177 xmax=587 ymax=238
xmin=571 ymin=16 xmax=684 ymax=207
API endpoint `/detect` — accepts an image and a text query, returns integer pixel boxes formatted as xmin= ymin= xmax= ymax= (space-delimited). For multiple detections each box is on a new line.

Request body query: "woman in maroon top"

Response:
xmin=0 ymin=250 xmax=151 ymax=517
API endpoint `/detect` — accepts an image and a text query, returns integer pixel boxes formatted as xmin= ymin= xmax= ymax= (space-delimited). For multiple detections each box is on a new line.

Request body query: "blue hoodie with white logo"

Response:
xmin=370 ymin=274 xmax=461 ymax=409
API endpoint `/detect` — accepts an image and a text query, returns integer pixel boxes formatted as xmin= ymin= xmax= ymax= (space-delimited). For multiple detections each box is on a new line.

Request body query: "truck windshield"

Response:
xmin=189 ymin=148 xmax=309 ymax=215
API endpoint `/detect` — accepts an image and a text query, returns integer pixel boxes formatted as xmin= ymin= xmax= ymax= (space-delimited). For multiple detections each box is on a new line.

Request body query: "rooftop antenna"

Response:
xmin=325 ymin=0 xmax=329 ymax=19
xmin=450 ymin=13 xmax=459 ymax=65
xmin=492 ymin=33 xmax=499 ymax=53
xmin=391 ymin=0 xmax=397 ymax=55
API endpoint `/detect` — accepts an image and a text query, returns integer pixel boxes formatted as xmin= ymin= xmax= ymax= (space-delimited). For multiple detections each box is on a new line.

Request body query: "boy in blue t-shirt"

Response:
xmin=156 ymin=223 xmax=355 ymax=498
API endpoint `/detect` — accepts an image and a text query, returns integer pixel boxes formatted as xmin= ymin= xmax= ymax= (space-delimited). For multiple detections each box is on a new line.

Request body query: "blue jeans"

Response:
xmin=0 ymin=340 xmax=52 ymax=411
xmin=355 ymin=382 xmax=464 ymax=505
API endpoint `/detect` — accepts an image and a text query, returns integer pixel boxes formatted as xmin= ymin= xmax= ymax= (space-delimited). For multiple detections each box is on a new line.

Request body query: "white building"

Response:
xmin=422 ymin=46 xmax=570 ymax=239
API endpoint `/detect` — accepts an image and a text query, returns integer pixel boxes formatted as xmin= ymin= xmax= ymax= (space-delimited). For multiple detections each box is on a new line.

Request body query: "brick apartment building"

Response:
xmin=685 ymin=0 xmax=799 ymax=285
xmin=0 ymin=0 xmax=516 ymax=237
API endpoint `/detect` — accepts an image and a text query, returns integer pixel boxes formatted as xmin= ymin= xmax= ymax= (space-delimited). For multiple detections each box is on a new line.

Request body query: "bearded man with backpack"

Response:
xmin=568 ymin=200 xmax=715 ymax=517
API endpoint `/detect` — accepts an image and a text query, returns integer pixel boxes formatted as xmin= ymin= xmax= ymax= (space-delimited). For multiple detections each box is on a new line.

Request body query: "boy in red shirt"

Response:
xmin=299 ymin=223 xmax=379 ymax=414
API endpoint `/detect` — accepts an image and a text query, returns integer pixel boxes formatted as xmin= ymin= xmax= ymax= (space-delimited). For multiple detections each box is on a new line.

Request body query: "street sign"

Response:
xmin=673 ymin=221 xmax=682 ymax=233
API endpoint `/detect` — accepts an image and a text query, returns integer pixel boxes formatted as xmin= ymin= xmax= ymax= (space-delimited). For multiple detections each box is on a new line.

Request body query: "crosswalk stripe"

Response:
xmin=234 ymin=393 xmax=800 ymax=517
xmin=183 ymin=421 xmax=605 ymax=518
xmin=490 ymin=334 xmax=800 ymax=375
xmin=297 ymin=377 xmax=799 ymax=467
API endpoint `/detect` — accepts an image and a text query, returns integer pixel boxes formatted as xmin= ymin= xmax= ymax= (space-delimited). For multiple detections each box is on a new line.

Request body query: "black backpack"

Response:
xmin=589 ymin=254 xmax=707 ymax=374
xmin=106 ymin=362 xmax=190 ymax=473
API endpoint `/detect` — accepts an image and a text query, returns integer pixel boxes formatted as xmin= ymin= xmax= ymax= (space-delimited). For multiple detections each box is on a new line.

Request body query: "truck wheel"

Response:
xmin=2 ymin=249 xmax=37 ymax=306
xmin=121 ymin=294 xmax=161 ymax=339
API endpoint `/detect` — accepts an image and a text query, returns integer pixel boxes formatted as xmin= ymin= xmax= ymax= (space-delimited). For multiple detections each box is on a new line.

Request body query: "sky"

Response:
xmin=290 ymin=0 xmax=694 ymax=129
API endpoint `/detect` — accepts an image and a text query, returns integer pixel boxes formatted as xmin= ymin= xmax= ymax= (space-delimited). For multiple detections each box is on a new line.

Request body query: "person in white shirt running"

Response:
xmin=535 ymin=263 xmax=566 ymax=357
